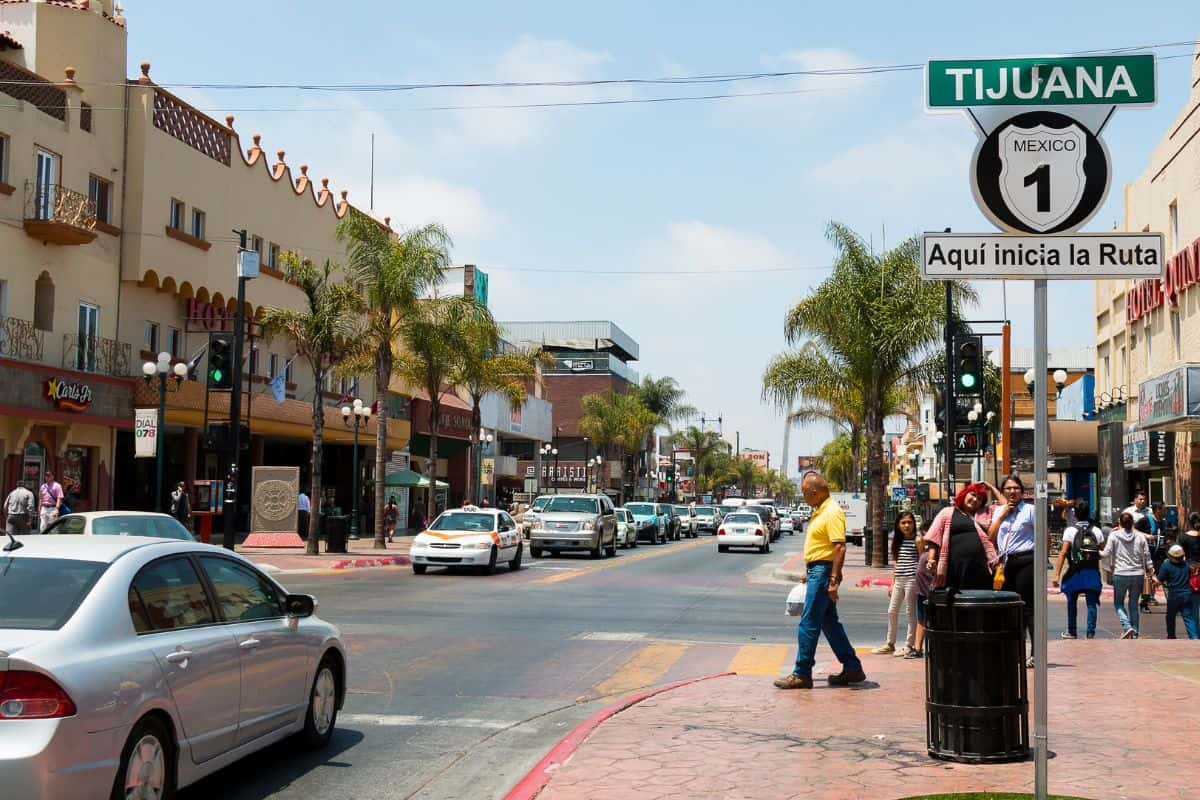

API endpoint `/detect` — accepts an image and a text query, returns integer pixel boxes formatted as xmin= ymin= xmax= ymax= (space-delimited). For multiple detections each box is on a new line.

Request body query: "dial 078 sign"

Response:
xmin=134 ymin=408 xmax=158 ymax=458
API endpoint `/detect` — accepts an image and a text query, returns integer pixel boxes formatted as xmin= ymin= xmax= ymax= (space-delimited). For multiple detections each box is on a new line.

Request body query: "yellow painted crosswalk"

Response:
xmin=585 ymin=643 xmax=689 ymax=700
xmin=726 ymin=644 xmax=792 ymax=676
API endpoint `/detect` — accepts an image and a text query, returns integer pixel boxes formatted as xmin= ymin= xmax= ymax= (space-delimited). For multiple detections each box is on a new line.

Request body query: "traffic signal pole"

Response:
xmin=943 ymin=281 xmax=955 ymax=502
xmin=223 ymin=230 xmax=249 ymax=550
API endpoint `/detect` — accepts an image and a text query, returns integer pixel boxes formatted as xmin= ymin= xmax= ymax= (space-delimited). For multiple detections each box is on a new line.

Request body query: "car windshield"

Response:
xmin=429 ymin=512 xmax=495 ymax=532
xmin=531 ymin=498 xmax=550 ymax=511
xmin=673 ymin=506 xmax=689 ymax=513
xmin=624 ymin=503 xmax=654 ymax=515
xmin=695 ymin=508 xmax=715 ymax=517
xmin=0 ymin=557 xmax=107 ymax=630
xmin=615 ymin=510 xmax=630 ymax=522
xmin=724 ymin=514 xmax=761 ymax=524
xmin=545 ymin=497 xmax=600 ymax=514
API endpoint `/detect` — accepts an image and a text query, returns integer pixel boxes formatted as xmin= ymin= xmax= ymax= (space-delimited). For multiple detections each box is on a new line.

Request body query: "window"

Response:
xmin=144 ymin=321 xmax=160 ymax=353
xmin=249 ymin=347 xmax=259 ymax=377
xmin=250 ymin=235 xmax=263 ymax=257
xmin=285 ymin=359 xmax=293 ymax=383
xmin=76 ymin=302 xmax=99 ymax=372
xmin=1103 ymin=354 xmax=1111 ymax=387
xmin=34 ymin=148 xmax=60 ymax=219
xmin=1170 ymin=201 xmax=1179 ymax=253
xmin=197 ymin=556 xmax=284 ymax=622
xmin=269 ymin=353 xmax=279 ymax=379
xmin=0 ymin=132 xmax=8 ymax=184
xmin=128 ymin=557 xmax=216 ymax=632
xmin=0 ymin=557 xmax=106 ymax=631
xmin=268 ymin=242 xmax=280 ymax=269
xmin=169 ymin=199 xmax=185 ymax=230
xmin=191 ymin=208 xmax=206 ymax=240
xmin=91 ymin=516 xmax=158 ymax=538
xmin=167 ymin=326 xmax=182 ymax=358
xmin=88 ymin=175 xmax=112 ymax=224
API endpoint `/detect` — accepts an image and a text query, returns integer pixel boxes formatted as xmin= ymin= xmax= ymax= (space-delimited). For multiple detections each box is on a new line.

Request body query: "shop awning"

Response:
xmin=382 ymin=469 xmax=447 ymax=489
xmin=407 ymin=433 xmax=471 ymax=459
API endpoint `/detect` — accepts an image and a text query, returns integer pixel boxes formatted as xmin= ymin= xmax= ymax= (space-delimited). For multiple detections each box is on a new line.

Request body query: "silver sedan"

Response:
xmin=0 ymin=535 xmax=347 ymax=799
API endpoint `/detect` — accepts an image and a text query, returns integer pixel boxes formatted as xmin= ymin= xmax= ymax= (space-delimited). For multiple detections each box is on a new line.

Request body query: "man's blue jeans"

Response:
xmin=793 ymin=561 xmax=863 ymax=678
xmin=1066 ymin=590 xmax=1100 ymax=637
xmin=1113 ymin=574 xmax=1142 ymax=634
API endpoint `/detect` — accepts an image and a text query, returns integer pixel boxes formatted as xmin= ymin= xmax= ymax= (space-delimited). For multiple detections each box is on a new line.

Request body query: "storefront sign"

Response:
xmin=481 ymin=457 xmax=495 ymax=486
xmin=1138 ymin=364 xmax=1200 ymax=429
xmin=1123 ymin=429 xmax=1174 ymax=470
xmin=185 ymin=297 xmax=233 ymax=331
xmin=520 ymin=460 xmax=587 ymax=486
xmin=411 ymin=398 xmax=472 ymax=437
xmin=134 ymin=408 xmax=158 ymax=458
xmin=44 ymin=377 xmax=93 ymax=412
xmin=1126 ymin=237 xmax=1200 ymax=325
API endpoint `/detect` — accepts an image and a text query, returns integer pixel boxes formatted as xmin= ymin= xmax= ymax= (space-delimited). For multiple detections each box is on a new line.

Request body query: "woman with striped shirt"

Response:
xmin=873 ymin=511 xmax=920 ymax=657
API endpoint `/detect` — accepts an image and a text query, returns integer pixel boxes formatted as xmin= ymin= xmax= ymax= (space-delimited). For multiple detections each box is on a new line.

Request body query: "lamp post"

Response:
xmin=476 ymin=428 xmax=494 ymax=506
xmin=142 ymin=352 xmax=187 ymax=513
xmin=341 ymin=397 xmax=371 ymax=541
xmin=589 ymin=455 xmax=603 ymax=494
xmin=539 ymin=443 xmax=552 ymax=495
xmin=551 ymin=447 xmax=559 ymax=493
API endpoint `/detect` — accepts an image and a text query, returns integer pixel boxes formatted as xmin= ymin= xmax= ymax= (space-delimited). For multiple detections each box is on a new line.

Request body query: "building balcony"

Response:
xmin=62 ymin=333 xmax=131 ymax=377
xmin=0 ymin=315 xmax=46 ymax=363
xmin=24 ymin=182 xmax=98 ymax=246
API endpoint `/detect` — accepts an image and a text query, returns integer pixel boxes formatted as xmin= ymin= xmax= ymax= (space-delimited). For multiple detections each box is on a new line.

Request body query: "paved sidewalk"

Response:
xmin=529 ymin=640 xmax=1199 ymax=800
xmin=239 ymin=535 xmax=412 ymax=574
xmin=774 ymin=552 xmax=894 ymax=588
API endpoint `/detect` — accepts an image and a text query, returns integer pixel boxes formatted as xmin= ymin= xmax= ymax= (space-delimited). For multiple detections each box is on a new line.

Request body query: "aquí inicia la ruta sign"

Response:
xmin=921 ymin=52 xmax=1164 ymax=279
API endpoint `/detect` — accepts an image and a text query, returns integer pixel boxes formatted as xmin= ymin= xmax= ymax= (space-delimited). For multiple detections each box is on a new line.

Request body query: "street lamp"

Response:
xmin=476 ymin=428 xmax=494 ymax=506
xmin=1024 ymin=367 xmax=1037 ymax=398
xmin=551 ymin=447 xmax=559 ymax=492
xmin=540 ymin=443 xmax=553 ymax=494
xmin=590 ymin=454 xmax=603 ymax=493
xmin=142 ymin=352 xmax=187 ymax=512
xmin=342 ymin=397 xmax=371 ymax=540
xmin=1053 ymin=368 xmax=1068 ymax=398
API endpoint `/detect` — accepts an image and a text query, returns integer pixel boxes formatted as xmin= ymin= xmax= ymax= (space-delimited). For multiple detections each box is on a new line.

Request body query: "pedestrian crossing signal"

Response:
xmin=208 ymin=334 xmax=233 ymax=390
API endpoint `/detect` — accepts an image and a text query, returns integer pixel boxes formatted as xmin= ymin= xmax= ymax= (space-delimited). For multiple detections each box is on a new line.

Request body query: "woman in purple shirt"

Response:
xmin=988 ymin=473 xmax=1037 ymax=667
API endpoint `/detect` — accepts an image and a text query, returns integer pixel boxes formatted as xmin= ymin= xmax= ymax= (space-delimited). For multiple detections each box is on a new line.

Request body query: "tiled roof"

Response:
xmin=0 ymin=31 xmax=22 ymax=50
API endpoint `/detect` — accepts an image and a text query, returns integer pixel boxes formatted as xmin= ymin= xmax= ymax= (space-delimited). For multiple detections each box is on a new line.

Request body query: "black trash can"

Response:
xmin=925 ymin=589 xmax=1029 ymax=764
xmin=862 ymin=527 xmax=873 ymax=564
xmin=325 ymin=515 xmax=349 ymax=554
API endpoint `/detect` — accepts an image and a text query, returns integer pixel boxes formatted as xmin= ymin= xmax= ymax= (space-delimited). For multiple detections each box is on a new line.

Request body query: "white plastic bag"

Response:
xmin=785 ymin=583 xmax=806 ymax=616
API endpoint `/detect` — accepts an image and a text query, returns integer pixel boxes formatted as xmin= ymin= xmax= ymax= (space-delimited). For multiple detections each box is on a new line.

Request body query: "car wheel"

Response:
xmin=760 ymin=540 xmax=770 ymax=554
xmin=631 ymin=535 xmax=639 ymax=548
xmin=299 ymin=656 xmax=340 ymax=749
xmin=718 ymin=545 xmax=728 ymax=553
xmin=606 ymin=534 xmax=617 ymax=558
xmin=111 ymin=715 xmax=175 ymax=800
xmin=484 ymin=546 xmax=498 ymax=575
xmin=590 ymin=538 xmax=602 ymax=559
xmin=509 ymin=543 xmax=524 ymax=571
xmin=412 ymin=564 xmax=427 ymax=575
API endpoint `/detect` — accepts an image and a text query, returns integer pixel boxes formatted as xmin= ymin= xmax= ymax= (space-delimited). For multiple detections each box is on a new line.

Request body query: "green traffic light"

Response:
xmin=960 ymin=373 xmax=977 ymax=389
xmin=212 ymin=369 xmax=223 ymax=382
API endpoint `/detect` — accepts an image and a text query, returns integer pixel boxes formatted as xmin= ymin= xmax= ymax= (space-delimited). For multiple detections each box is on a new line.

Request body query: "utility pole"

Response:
xmin=223 ymin=229 xmax=251 ymax=550
xmin=944 ymin=279 xmax=956 ymax=503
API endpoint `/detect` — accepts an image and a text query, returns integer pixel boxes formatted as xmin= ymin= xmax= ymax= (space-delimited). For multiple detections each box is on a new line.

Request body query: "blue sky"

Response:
xmin=125 ymin=1 xmax=1199 ymax=475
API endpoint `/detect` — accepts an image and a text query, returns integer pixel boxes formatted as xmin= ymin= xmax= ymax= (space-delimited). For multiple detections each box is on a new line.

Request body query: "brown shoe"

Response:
xmin=827 ymin=669 xmax=867 ymax=686
xmin=773 ymin=673 xmax=813 ymax=690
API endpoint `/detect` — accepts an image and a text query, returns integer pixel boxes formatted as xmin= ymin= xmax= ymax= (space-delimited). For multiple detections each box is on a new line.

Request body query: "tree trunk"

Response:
xmin=373 ymin=349 xmax=390 ymax=549
xmin=470 ymin=399 xmax=483 ymax=506
xmin=307 ymin=368 xmax=324 ymax=555
xmin=865 ymin=398 xmax=886 ymax=567
xmin=427 ymin=398 xmax=440 ymax=522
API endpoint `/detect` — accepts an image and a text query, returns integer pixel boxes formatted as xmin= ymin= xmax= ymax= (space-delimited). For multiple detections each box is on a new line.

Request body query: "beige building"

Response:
xmin=0 ymin=1 xmax=409 ymax=517
xmin=1093 ymin=42 xmax=1200 ymax=520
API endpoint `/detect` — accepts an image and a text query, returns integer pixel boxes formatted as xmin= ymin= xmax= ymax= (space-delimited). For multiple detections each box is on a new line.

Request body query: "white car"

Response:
xmin=411 ymin=507 xmax=524 ymax=575
xmin=520 ymin=495 xmax=553 ymax=536
xmin=780 ymin=515 xmax=794 ymax=535
xmin=40 ymin=511 xmax=195 ymax=540
xmin=717 ymin=511 xmax=771 ymax=554
xmin=614 ymin=508 xmax=639 ymax=548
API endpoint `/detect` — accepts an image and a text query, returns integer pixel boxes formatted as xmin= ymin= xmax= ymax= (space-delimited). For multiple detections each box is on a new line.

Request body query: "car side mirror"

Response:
xmin=286 ymin=594 xmax=317 ymax=618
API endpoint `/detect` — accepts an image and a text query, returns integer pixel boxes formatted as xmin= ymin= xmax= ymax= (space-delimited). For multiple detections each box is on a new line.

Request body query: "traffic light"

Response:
xmin=861 ymin=469 xmax=868 ymax=489
xmin=207 ymin=333 xmax=233 ymax=390
xmin=953 ymin=334 xmax=983 ymax=396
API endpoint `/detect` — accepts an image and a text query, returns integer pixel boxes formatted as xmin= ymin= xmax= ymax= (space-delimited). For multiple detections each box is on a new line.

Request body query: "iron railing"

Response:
xmin=62 ymin=333 xmax=131 ymax=377
xmin=25 ymin=181 xmax=97 ymax=230
xmin=0 ymin=315 xmax=45 ymax=362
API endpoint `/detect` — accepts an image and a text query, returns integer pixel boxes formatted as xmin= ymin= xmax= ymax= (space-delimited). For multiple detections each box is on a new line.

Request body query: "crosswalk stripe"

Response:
xmin=584 ymin=643 xmax=688 ymax=700
xmin=727 ymin=644 xmax=792 ymax=676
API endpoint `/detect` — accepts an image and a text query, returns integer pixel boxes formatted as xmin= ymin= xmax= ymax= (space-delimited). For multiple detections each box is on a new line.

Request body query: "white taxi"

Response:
xmin=717 ymin=511 xmax=771 ymax=554
xmin=411 ymin=506 xmax=525 ymax=575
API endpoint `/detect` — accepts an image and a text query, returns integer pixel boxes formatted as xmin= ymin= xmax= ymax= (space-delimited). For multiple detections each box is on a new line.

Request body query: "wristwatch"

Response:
xmin=831 ymin=575 xmax=842 ymax=585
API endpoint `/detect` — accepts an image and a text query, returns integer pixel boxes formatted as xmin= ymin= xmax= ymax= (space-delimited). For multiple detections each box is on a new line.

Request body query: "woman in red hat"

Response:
xmin=924 ymin=482 xmax=1001 ymax=591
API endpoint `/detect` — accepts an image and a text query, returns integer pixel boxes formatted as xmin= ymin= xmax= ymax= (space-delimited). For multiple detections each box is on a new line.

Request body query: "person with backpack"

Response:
xmin=1155 ymin=544 xmax=1199 ymax=639
xmin=1102 ymin=511 xmax=1155 ymax=639
xmin=1052 ymin=499 xmax=1105 ymax=639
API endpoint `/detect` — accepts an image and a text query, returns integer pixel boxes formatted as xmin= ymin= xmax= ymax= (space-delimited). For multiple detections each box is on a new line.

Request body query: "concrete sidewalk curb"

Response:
xmin=504 ymin=671 xmax=735 ymax=800
xmin=255 ymin=555 xmax=411 ymax=575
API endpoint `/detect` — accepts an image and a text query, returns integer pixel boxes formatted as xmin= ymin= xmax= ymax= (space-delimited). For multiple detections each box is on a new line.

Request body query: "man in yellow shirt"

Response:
xmin=775 ymin=472 xmax=865 ymax=690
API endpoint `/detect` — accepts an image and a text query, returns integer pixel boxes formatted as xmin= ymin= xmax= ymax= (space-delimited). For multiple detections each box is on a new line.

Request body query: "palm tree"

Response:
xmin=635 ymin=376 xmax=696 ymax=497
xmin=724 ymin=457 xmax=764 ymax=500
xmin=782 ymin=222 xmax=976 ymax=564
xmin=337 ymin=213 xmax=452 ymax=548
xmin=451 ymin=312 xmax=550 ymax=504
xmin=816 ymin=432 xmax=856 ymax=491
xmin=578 ymin=390 xmax=656 ymax=503
xmin=260 ymin=254 xmax=366 ymax=554
xmin=671 ymin=426 xmax=724 ymax=496
xmin=395 ymin=296 xmax=487 ymax=521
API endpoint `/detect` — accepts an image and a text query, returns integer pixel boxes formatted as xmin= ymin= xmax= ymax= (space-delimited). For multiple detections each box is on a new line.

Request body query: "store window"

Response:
xmin=21 ymin=443 xmax=45 ymax=489
xmin=61 ymin=447 xmax=87 ymax=508
xmin=1148 ymin=476 xmax=1176 ymax=507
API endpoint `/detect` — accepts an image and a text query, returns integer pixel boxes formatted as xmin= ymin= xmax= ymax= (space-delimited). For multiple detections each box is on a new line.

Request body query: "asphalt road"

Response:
xmin=179 ymin=530 xmax=1171 ymax=800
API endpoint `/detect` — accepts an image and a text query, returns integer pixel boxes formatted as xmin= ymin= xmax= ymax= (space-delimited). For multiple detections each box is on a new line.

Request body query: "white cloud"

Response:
xmin=714 ymin=47 xmax=873 ymax=124
xmin=373 ymin=175 xmax=502 ymax=241
xmin=438 ymin=35 xmax=614 ymax=153
xmin=809 ymin=115 xmax=975 ymax=190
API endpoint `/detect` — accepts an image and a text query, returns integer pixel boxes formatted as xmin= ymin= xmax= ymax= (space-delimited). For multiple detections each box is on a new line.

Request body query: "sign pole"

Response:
xmin=1033 ymin=279 xmax=1049 ymax=800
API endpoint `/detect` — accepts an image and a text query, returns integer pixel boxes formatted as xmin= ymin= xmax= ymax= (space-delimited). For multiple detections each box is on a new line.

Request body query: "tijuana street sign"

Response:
xmin=921 ymin=232 xmax=1164 ymax=280
xmin=927 ymin=54 xmax=1156 ymax=108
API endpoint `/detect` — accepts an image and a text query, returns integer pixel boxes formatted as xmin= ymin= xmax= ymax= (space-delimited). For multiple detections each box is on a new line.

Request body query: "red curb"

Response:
xmin=328 ymin=556 xmax=411 ymax=569
xmin=504 ymin=671 xmax=735 ymax=800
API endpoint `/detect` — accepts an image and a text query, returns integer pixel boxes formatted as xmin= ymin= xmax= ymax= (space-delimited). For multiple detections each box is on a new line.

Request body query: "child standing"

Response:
xmin=908 ymin=517 xmax=937 ymax=659
xmin=873 ymin=511 xmax=920 ymax=657
xmin=1157 ymin=544 xmax=1199 ymax=640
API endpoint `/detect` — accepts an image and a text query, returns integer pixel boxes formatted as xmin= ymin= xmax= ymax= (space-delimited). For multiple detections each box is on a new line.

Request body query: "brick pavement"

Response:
xmin=239 ymin=535 xmax=412 ymax=573
xmin=530 ymin=640 xmax=1199 ymax=800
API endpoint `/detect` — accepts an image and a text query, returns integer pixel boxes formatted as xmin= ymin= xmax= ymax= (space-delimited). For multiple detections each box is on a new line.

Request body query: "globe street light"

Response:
xmin=551 ymin=447 xmax=559 ymax=492
xmin=590 ymin=454 xmax=603 ymax=493
xmin=342 ymin=397 xmax=371 ymax=541
xmin=540 ymin=443 xmax=553 ymax=494
xmin=476 ymin=428 xmax=495 ymax=506
xmin=142 ymin=353 xmax=187 ymax=512
xmin=1053 ymin=368 xmax=1068 ymax=398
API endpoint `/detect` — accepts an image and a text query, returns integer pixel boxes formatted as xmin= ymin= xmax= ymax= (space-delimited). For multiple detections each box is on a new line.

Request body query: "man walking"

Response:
xmin=775 ymin=472 xmax=866 ymax=690
xmin=38 ymin=471 xmax=64 ymax=532
xmin=170 ymin=482 xmax=192 ymax=531
xmin=4 ymin=482 xmax=36 ymax=536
